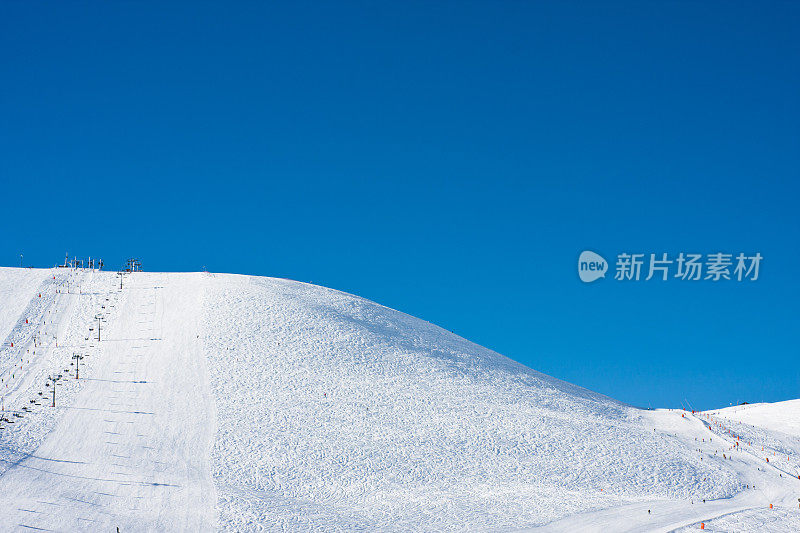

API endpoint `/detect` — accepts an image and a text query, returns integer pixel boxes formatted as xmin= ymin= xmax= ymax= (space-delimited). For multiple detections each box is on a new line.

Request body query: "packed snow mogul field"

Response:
xmin=0 ymin=268 xmax=798 ymax=531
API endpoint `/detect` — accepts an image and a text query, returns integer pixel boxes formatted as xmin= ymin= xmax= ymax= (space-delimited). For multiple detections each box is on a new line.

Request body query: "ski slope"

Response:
xmin=0 ymin=267 xmax=52 ymax=349
xmin=0 ymin=268 xmax=798 ymax=531
xmin=708 ymin=400 xmax=800 ymax=438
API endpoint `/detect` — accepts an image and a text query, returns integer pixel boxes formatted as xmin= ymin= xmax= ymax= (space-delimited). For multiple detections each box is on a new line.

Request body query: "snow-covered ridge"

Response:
xmin=708 ymin=400 xmax=800 ymax=438
xmin=0 ymin=268 xmax=798 ymax=531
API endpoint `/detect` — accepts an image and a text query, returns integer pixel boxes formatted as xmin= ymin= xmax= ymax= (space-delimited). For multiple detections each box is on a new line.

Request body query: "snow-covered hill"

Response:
xmin=709 ymin=400 xmax=800 ymax=438
xmin=0 ymin=268 xmax=798 ymax=531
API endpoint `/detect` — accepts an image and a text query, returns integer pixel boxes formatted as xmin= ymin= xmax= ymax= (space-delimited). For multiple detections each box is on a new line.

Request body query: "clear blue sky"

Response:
xmin=1 ymin=2 xmax=798 ymax=410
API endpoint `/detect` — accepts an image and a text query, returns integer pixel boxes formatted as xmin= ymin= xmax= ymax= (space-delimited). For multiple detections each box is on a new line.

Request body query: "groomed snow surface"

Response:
xmin=0 ymin=268 xmax=798 ymax=532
